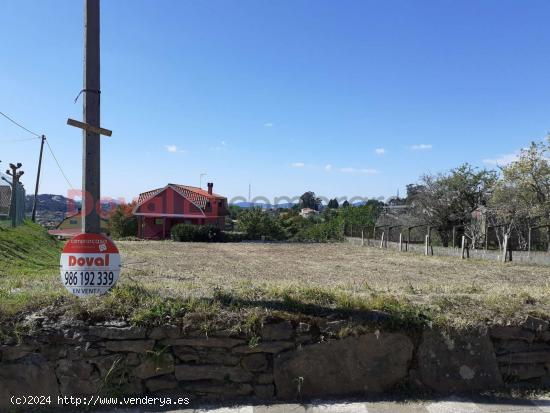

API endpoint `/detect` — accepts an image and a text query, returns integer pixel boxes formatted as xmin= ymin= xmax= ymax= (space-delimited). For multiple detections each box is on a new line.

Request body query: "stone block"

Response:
xmin=418 ymin=330 xmax=503 ymax=392
xmin=490 ymin=326 xmax=534 ymax=342
xmin=261 ymin=321 xmax=294 ymax=341
xmin=175 ymin=364 xmax=254 ymax=383
xmin=89 ymin=325 xmax=147 ymax=340
xmin=241 ymin=353 xmax=269 ymax=372
xmin=274 ymin=333 xmax=413 ymax=399
xmin=145 ymin=375 xmax=179 ymax=392
xmin=0 ymin=354 xmax=59 ymax=410
xmin=148 ymin=325 xmax=181 ymax=340
xmin=132 ymin=353 xmax=175 ymax=379
xmin=522 ymin=316 xmax=549 ymax=333
xmin=104 ymin=339 xmax=155 ymax=353
xmin=254 ymin=384 xmax=275 ymax=399
xmin=233 ymin=341 xmax=295 ymax=354
xmin=163 ymin=337 xmax=245 ymax=348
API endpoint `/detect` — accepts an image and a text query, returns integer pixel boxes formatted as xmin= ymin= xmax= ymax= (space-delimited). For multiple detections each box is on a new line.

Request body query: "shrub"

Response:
xmin=196 ymin=224 xmax=222 ymax=242
xmin=237 ymin=208 xmax=287 ymax=240
xmin=171 ymin=223 xmax=199 ymax=242
xmin=108 ymin=204 xmax=138 ymax=239
xmin=292 ymin=220 xmax=344 ymax=242
xmin=171 ymin=224 xmax=226 ymax=242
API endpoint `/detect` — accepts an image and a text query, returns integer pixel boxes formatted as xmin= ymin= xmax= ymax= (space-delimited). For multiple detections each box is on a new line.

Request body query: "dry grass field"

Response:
xmin=117 ymin=241 xmax=550 ymax=328
xmin=2 ymin=223 xmax=549 ymax=330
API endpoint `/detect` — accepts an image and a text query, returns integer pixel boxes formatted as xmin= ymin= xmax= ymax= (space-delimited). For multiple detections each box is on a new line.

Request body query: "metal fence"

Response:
xmin=0 ymin=171 xmax=26 ymax=227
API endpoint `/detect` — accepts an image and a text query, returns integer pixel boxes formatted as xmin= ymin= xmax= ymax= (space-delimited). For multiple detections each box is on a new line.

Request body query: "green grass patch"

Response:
xmin=0 ymin=221 xmax=63 ymax=319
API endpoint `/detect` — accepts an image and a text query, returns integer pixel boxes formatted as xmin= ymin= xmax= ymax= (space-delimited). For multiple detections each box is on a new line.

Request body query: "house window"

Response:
xmin=205 ymin=201 xmax=211 ymax=212
xmin=218 ymin=200 xmax=223 ymax=208
xmin=155 ymin=218 xmax=163 ymax=225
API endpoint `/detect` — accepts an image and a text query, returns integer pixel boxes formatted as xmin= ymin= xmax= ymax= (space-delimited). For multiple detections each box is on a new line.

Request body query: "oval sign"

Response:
xmin=60 ymin=233 xmax=121 ymax=297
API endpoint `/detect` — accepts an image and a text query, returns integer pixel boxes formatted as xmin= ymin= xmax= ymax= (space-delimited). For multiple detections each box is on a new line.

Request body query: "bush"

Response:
xmin=171 ymin=223 xmax=199 ymax=242
xmin=219 ymin=232 xmax=247 ymax=242
xmin=108 ymin=204 xmax=138 ymax=239
xmin=292 ymin=220 xmax=344 ymax=242
xmin=196 ymin=224 xmax=221 ymax=242
xmin=237 ymin=208 xmax=287 ymax=240
xmin=171 ymin=224 xmax=226 ymax=242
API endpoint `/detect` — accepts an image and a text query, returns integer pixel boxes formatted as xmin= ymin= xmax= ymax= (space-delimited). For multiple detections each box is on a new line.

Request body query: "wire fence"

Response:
xmin=0 ymin=171 xmax=26 ymax=228
xmin=345 ymin=223 xmax=550 ymax=265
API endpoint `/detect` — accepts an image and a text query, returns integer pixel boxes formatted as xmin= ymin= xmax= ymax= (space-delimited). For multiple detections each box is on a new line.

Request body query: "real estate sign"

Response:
xmin=60 ymin=233 xmax=120 ymax=297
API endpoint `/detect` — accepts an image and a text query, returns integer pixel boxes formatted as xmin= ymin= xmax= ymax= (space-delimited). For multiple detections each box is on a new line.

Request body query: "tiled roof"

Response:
xmin=136 ymin=187 xmax=164 ymax=206
xmin=136 ymin=184 xmax=225 ymax=210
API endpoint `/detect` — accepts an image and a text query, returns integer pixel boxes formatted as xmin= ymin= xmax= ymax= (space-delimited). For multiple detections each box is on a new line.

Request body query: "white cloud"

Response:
xmin=264 ymin=122 xmax=273 ymax=127
xmin=339 ymin=167 xmax=379 ymax=175
xmin=291 ymin=162 xmax=305 ymax=168
xmin=482 ymin=152 xmax=519 ymax=166
xmin=165 ymin=145 xmax=186 ymax=153
xmin=411 ymin=144 xmax=432 ymax=150
xmin=325 ymin=164 xmax=333 ymax=172
xmin=375 ymin=148 xmax=386 ymax=155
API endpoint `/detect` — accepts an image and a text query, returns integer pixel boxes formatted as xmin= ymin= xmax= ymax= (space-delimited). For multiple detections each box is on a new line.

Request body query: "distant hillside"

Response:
xmin=25 ymin=194 xmax=77 ymax=214
xmin=24 ymin=194 xmax=77 ymax=228
xmin=232 ymin=202 xmax=296 ymax=209
xmin=24 ymin=194 xmax=120 ymax=228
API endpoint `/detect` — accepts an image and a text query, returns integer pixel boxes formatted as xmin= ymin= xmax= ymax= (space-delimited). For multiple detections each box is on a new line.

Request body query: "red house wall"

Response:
xmin=135 ymin=187 xmax=226 ymax=239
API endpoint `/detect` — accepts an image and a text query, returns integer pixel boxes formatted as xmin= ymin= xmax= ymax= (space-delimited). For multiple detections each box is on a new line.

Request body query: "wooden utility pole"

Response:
xmin=82 ymin=0 xmax=101 ymax=234
xmin=31 ymin=135 xmax=46 ymax=222
xmin=6 ymin=163 xmax=24 ymax=228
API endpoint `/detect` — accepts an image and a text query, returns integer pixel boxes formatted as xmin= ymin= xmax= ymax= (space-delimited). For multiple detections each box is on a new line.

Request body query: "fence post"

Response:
xmin=502 ymin=235 xmax=508 ymax=262
xmin=425 ymin=235 xmax=429 ymax=256
xmin=361 ymin=229 xmax=364 ymax=246
xmin=528 ymin=227 xmax=532 ymax=257
xmin=461 ymin=235 xmax=469 ymax=259
xmin=452 ymin=226 xmax=456 ymax=249
xmin=399 ymin=232 xmax=403 ymax=252
xmin=380 ymin=232 xmax=385 ymax=249
xmin=407 ymin=227 xmax=411 ymax=251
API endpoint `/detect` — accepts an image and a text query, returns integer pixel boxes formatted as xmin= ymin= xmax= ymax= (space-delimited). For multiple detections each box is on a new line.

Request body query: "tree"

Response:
xmin=341 ymin=200 xmax=350 ymax=208
xmin=488 ymin=140 xmax=550 ymax=250
xmin=327 ymin=198 xmax=339 ymax=209
xmin=237 ymin=208 xmax=286 ymax=240
xmin=340 ymin=202 xmax=382 ymax=234
xmin=108 ymin=202 xmax=137 ymax=238
xmin=300 ymin=191 xmax=322 ymax=211
xmin=407 ymin=163 xmax=497 ymax=246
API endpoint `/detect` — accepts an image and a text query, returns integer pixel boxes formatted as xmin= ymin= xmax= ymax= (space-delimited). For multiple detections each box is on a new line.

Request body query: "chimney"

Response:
xmin=207 ymin=182 xmax=213 ymax=195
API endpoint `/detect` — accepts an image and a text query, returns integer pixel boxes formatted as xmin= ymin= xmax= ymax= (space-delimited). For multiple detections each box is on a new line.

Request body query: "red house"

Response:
xmin=133 ymin=183 xmax=228 ymax=239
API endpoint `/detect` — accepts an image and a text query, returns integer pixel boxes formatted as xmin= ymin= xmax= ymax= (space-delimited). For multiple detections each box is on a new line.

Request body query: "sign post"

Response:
xmin=61 ymin=0 xmax=120 ymax=297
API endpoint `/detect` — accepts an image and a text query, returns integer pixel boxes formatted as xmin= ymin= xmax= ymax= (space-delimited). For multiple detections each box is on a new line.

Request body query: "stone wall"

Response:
xmin=1 ymin=316 xmax=550 ymax=410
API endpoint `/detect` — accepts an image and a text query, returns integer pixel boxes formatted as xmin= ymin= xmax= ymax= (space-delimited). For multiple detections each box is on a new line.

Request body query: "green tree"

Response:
xmin=327 ymin=198 xmax=339 ymax=209
xmin=300 ymin=191 xmax=322 ymax=211
xmin=237 ymin=208 xmax=286 ymax=240
xmin=108 ymin=203 xmax=137 ymax=238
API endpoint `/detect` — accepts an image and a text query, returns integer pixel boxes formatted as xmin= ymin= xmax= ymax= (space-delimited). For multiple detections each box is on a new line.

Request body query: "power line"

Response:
xmin=44 ymin=138 xmax=74 ymax=189
xmin=0 ymin=136 xmax=41 ymax=143
xmin=0 ymin=111 xmax=41 ymax=137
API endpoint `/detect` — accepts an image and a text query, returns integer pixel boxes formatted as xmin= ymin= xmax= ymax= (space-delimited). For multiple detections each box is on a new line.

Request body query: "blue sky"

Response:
xmin=1 ymin=0 xmax=549 ymax=204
